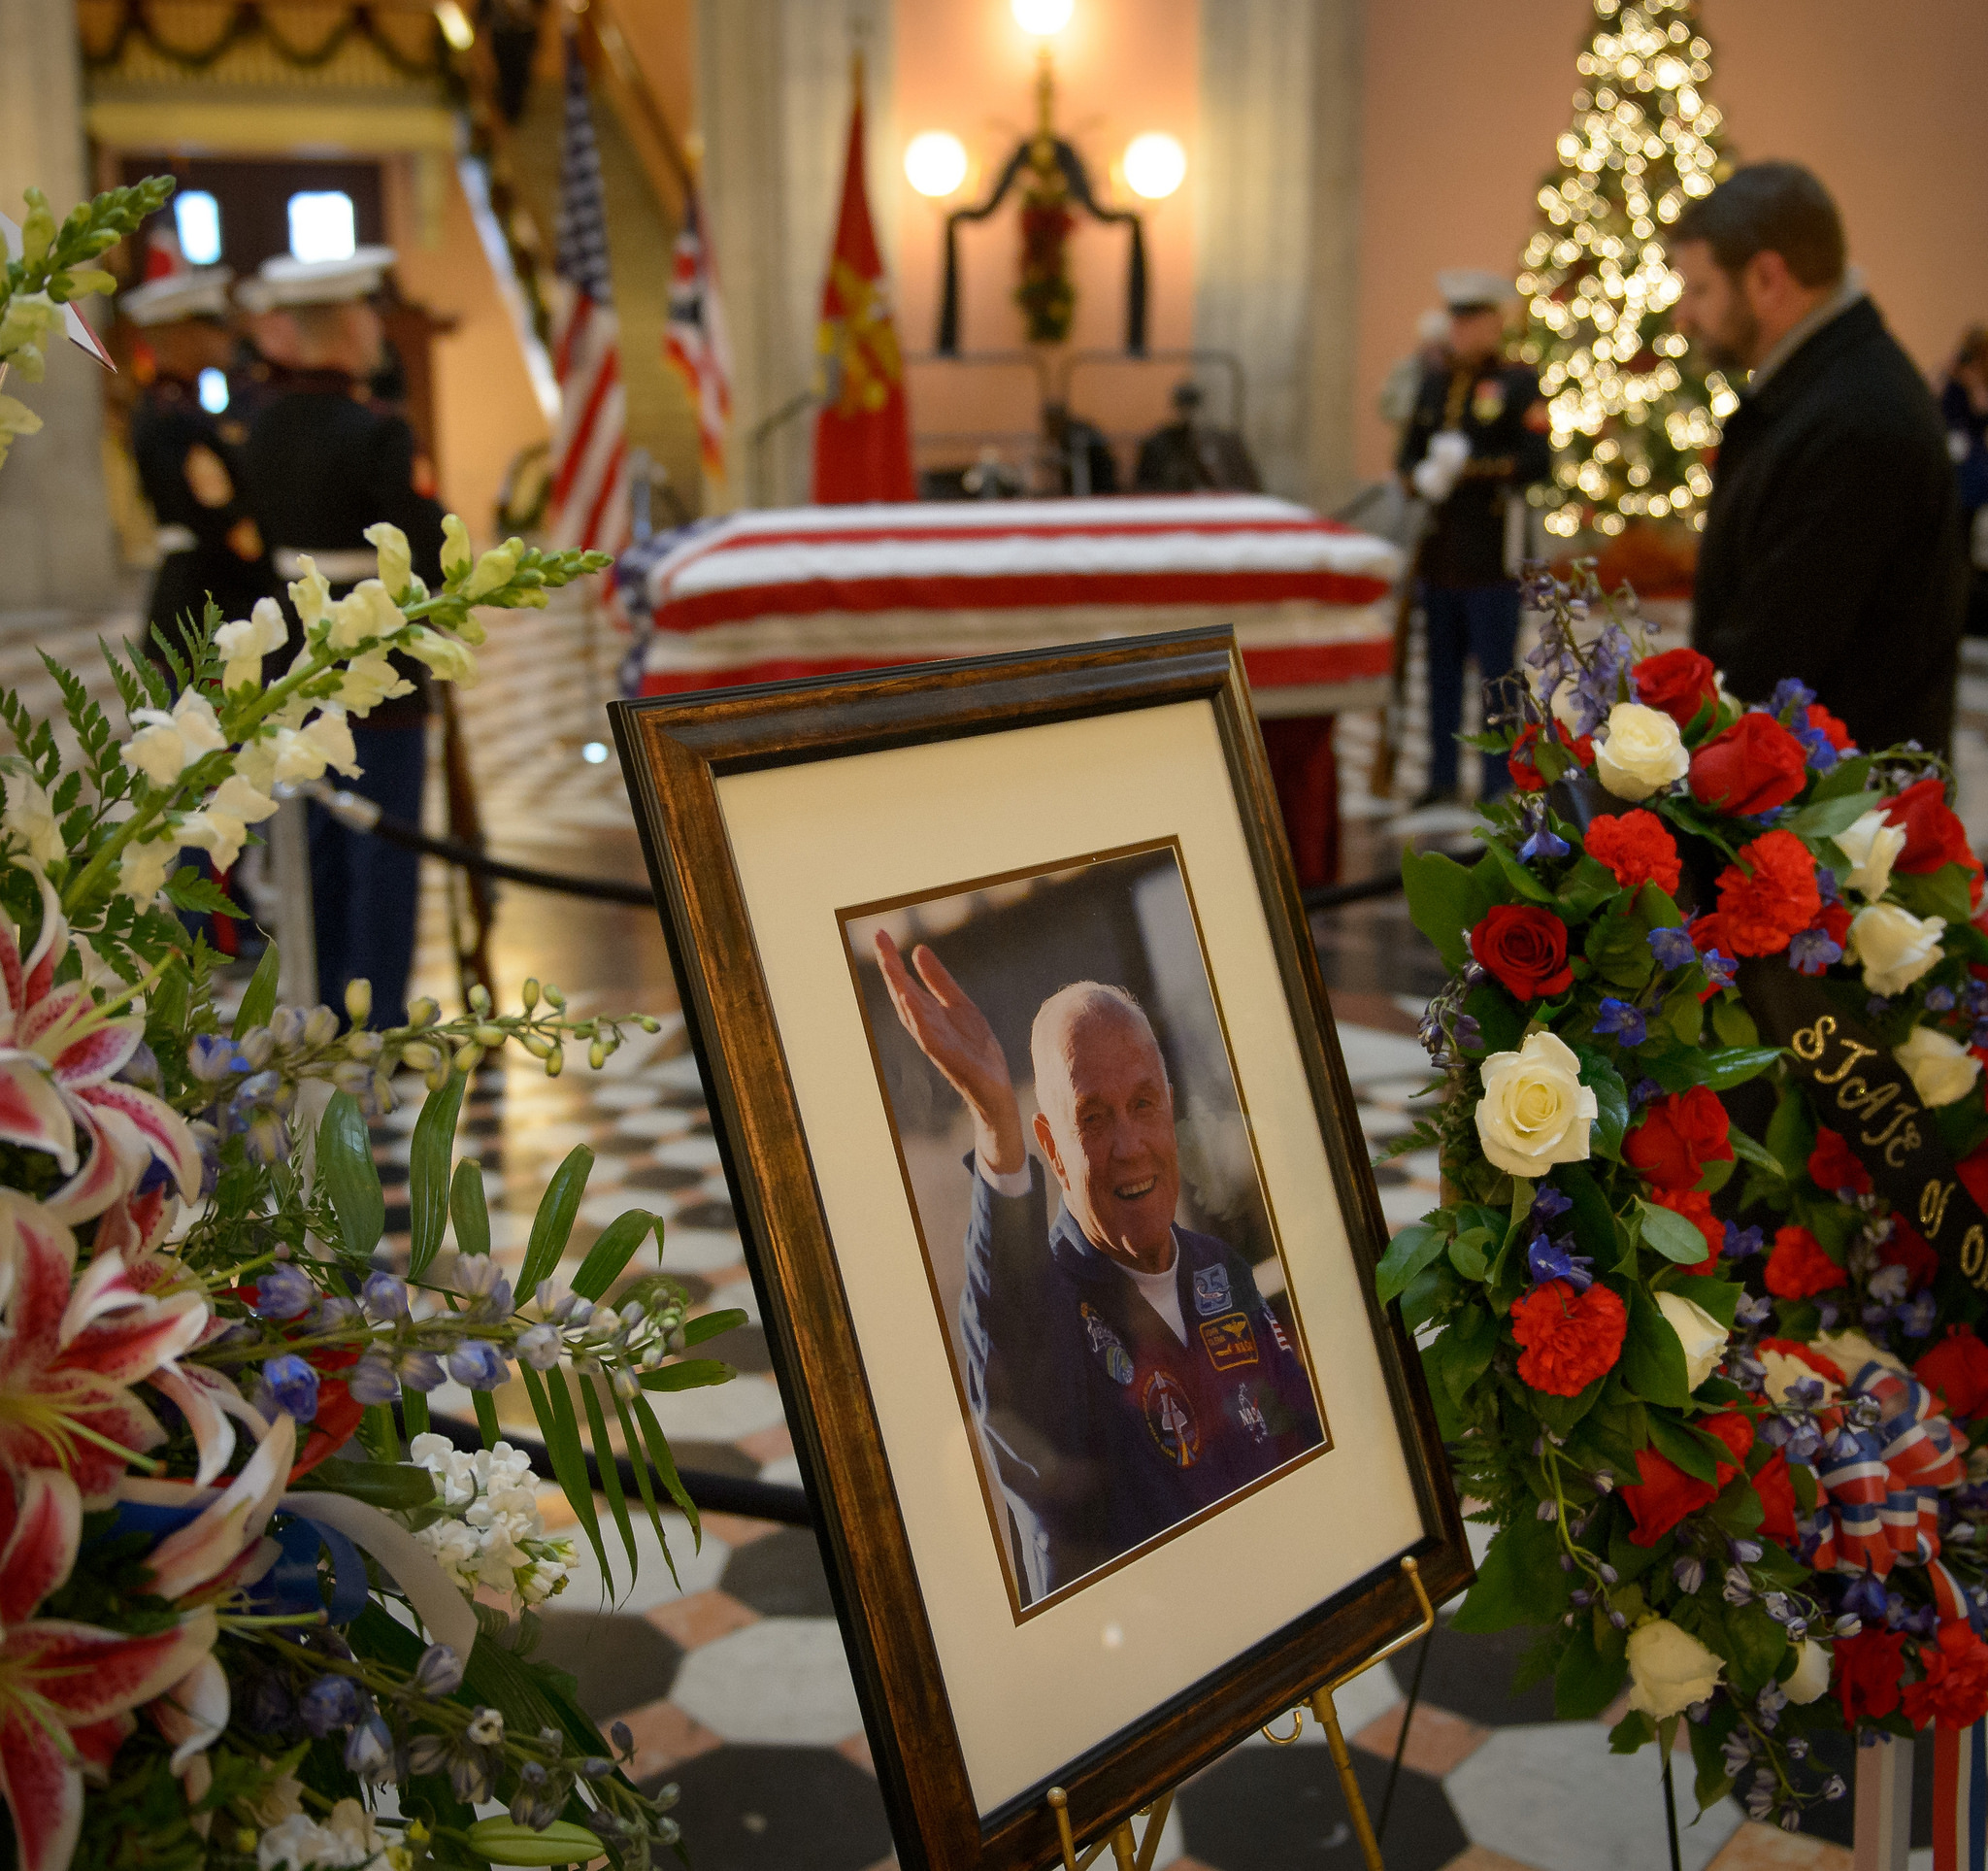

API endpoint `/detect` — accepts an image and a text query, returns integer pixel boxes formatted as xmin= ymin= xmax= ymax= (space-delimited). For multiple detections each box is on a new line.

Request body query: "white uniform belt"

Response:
xmin=155 ymin=523 xmax=198 ymax=554
xmin=274 ymin=547 xmax=376 ymax=585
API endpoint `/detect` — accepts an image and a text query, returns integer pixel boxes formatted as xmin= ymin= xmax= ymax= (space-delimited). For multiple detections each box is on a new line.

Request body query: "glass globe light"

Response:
xmin=1122 ymin=132 xmax=1187 ymax=200
xmin=1011 ymin=0 xmax=1074 ymax=35
xmin=904 ymin=131 xmax=969 ymax=200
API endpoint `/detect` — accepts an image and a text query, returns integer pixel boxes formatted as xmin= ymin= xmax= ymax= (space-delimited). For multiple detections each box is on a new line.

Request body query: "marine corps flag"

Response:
xmin=811 ymin=54 xmax=914 ymax=504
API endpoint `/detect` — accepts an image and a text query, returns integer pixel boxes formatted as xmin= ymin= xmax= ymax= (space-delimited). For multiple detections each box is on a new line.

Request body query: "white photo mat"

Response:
xmin=715 ymin=695 xmax=1428 ymax=1816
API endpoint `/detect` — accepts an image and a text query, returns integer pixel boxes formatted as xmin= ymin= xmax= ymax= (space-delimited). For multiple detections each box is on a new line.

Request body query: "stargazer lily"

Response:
xmin=0 ymin=1466 xmax=216 ymax=1871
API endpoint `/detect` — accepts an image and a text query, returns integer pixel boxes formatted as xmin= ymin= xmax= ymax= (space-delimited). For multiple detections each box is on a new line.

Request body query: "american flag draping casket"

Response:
xmin=615 ymin=496 xmax=1403 ymax=717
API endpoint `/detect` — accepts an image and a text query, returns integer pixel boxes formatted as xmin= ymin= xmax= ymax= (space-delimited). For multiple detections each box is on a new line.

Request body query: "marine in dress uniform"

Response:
xmin=239 ymin=248 xmax=445 ymax=1029
xmin=1397 ymin=270 xmax=1554 ymax=807
xmin=121 ymin=267 xmax=277 ymax=661
xmin=873 ymin=941 xmax=1325 ymax=1606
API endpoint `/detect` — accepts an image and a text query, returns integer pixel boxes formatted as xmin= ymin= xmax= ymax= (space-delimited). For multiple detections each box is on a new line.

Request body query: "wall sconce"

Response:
xmin=1011 ymin=0 xmax=1074 ymax=35
xmin=905 ymin=131 xmax=970 ymax=200
xmin=1122 ymin=132 xmax=1186 ymax=201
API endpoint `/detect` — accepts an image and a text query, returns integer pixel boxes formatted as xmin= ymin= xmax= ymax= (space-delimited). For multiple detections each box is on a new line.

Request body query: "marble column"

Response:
xmin=695 ymin=0 xmax=894 ymax=509
xmin=1194 ymin=0 xmax=1364 ymax=511
xmin=0 ymin=0 xmax=119 ymax=613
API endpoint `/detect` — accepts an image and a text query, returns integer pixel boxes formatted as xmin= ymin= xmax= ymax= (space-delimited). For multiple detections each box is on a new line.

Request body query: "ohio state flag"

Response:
xmin=811 ymin=54 xmax=914 ymax=504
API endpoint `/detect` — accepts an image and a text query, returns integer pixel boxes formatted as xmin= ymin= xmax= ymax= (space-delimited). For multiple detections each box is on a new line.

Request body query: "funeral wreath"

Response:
xmin=1393 ymin=560 xmax=1988 ymax=1830
xmin=0 ymin=179 xmax=734 ymax=1871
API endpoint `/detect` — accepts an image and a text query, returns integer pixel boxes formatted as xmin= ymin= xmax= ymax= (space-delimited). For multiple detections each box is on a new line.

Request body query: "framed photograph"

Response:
xmin=610 ymin=628 xmax=1469 ymax=1870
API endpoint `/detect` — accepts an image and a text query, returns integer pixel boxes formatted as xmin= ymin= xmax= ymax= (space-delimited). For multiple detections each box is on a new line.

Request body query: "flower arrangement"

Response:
xmin=1394 ymin=563 xmax=1988 ymax=1829
xmin=0 ymin=181 xmax=737 ymax=1871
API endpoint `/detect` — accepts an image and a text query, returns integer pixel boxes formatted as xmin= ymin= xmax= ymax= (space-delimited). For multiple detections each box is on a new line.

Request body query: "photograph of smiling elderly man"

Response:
xmin=843 ymin=844 xmax=1326 ymax=1612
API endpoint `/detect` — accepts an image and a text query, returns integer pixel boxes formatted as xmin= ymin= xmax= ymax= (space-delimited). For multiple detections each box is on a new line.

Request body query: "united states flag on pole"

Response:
xmin=547 ymin=33 xmax=629 ymax=555
xmin=663 ymin=186 xmax=732 ymax=486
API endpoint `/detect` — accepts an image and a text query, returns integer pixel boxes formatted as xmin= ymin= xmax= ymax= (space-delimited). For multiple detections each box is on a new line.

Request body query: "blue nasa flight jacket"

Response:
xmin=959 ymin=1160 xmax=1324 ymax=1602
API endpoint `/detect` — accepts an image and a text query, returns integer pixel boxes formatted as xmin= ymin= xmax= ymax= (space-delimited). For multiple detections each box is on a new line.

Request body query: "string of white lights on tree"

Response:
xmin=1519 ymin=0 xmax=1734 ymax=541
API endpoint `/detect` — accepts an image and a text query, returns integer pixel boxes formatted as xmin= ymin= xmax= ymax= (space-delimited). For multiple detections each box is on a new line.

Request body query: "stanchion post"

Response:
xmin=1853 ymin=1734 xmax=1911 ymax=1871
xmin=269 ymin=790 xmax=317 ymax=1008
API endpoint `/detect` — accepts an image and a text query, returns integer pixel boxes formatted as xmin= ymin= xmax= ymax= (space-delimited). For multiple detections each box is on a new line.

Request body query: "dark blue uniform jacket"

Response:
xmin=959 ymin=1160 xmax=1324 ymax=1603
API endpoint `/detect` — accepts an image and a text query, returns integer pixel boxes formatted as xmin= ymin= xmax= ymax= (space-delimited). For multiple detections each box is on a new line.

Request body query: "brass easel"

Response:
xmin=1045 ymin=1556 xmax=1436 ymax=1871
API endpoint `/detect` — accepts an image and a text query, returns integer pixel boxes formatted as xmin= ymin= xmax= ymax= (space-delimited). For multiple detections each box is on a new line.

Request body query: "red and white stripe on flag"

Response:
xmin=1938 ymin=1720 xmax=1988 ymax=1871
xmin=548 ymin=283 xmax=630 ymax=556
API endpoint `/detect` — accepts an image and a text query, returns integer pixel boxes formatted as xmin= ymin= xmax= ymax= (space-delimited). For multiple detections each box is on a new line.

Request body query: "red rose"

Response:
xmin=1622 ymin=1085 xmax=1733 ymax=1190
xmin=1689 ymin=713 xmax=1810 ymax=817
xmin=1961 ymin=1141 xmax=1988 ymax=1216
xmin=1507 ymin=723 xmax=1595 ymax=793
xmin=1686 ymin=912 xmax=1735 ymax=1001
xmin=1903 ymin=1620 xmax=1988 ymax=1732
xmin=1806 ymin=703 xmax=1854 ymax=752
xmin=1915 ymin=1325 xmax=1988 ymax=1420
xmin=1621 ymin=1410 xmax=1752 ymax=1546
xmin=1882 ymin=1216 xmax=1939 ymax=1291
xmin=1650 ymin=1186 xmax=1722 ymax=1273
xmin=1885 ymin=777 xmax=1973 ymax=875
xmin=1581 ymin=809 xmax=1682 ymax=895
xmin=1752 ymin=1451 xmax=1802 ymax=1545
xmin=1508 ymin=1280 xmax=1629 ymax=1396
xmin=1758 ymin=1337 xmax=1847 ymax=1387
xmin=1807 ymin=1127 xmax=1872 ymax=1198
xmin=1835 ymin=1628 xmax=1910 ymax=1724
xmin=1632 ymin=648 xmax=1720 ymax=730
xmin=1471 ymin=904 xmax=1574 ymax=1001
xmin=1763 ymin=1224 xmax=1848 ymax=1299
xmin=1715 ymin=829 xmax=1821 ymax=956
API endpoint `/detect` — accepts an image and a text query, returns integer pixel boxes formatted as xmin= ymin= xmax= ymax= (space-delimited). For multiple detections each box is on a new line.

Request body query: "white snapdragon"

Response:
xmin=2 ymin=772 xmax=62 ymax=867
xmin=337 ymin=651 xmax=414 ymax=716
xmin=177 ymin=776 xmax=280 ymax=874
xmin=121 ymin=690 xmax=227 ymax=788
xmin=117 ymin=836 xmax=180 ymax=901
xmin=401 ymin=626 xmax=478 ymax=686
xmin=441 ymin=512 xmax=474 ymax=581
xmin=463 ymin=538 xmax=521 ymax=602
xmin=287 ymin=556 xmax=332 ymax=632
xmin=407 ymin=1433 xmax=577 ymax=1610
xmin=326 ymin=580 xmax=404 ymax=654
xmin=363 ymin=520 xmax=413 ymax=598
xmin=214 ymin=597 xmax=288 ymax=693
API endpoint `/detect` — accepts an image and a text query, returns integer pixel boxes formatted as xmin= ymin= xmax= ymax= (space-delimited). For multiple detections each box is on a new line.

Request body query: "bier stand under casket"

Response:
xmin=616 ymin=496 xmax=1403 ymax=888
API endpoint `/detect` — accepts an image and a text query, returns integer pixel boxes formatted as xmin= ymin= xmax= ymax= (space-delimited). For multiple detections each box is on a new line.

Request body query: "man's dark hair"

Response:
xmin=1672 ymin=162 xmax=1846 ymax=287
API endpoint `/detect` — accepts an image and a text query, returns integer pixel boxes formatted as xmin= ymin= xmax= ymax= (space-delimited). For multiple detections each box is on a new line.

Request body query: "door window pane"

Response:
xmin=286 ymin=191 xmax=356 ymax=264
xmin=174 ymin=190 xmax=222 ymax=264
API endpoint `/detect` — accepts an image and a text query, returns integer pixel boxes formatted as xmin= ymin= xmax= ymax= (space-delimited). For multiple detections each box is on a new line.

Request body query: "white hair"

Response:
xmin=1029 ymin=983 xmax=1168 ymax=1128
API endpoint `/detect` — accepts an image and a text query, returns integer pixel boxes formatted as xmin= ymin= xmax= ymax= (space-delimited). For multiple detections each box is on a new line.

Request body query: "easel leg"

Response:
xmin=1309 ymin=1687 xmax=1386 ymax=1871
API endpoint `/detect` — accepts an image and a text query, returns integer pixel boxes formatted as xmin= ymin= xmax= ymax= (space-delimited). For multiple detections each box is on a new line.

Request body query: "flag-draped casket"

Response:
xmin=614 ymin=496 xmax=1404 ymax=885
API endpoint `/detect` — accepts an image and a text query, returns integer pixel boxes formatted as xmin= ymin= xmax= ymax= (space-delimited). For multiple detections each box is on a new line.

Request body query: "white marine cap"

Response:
xmin=1437 ymin=268 xmax=1514 ymax=311
xmin=237 ymin=245 xmax=395 ymax=314
xmin=121 ymin=266 xmax=235 ymax=327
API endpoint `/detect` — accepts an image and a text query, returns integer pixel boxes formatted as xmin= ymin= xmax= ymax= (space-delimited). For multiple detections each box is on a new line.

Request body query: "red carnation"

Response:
xmin=1581 ymin=809 xmax=1682 ymax=895
xmin=1620 ymin=1410 xmax=1752 ymax=1547
xmin=1715 ymin=829 xmax=1821 ymax=956
xmin=1507 ymin=722 xmax=1595 ymax=793
xmin=1752 ymin=1451 xmax=1802 ymax=1545
xmin=1885 ymin=777 xmax=1973 ymax=875
xmin=1508 ymin=1280 xmax=1629 ymax=1397
xmin=1807 ymin=1126 xmax=1872 ymax=1198
xmin=1806 ymin=703 xmax=1854 ymax=752
xmin=1758 ymin=1337 xmax=1847 ymax=1387
xmin=1835 ymin=1628 xmax=1909 ymax=1724
xmin=1471 ymin=904 xmax=1574 ymax=1001
xmin=1814 ymin=899 xmax=1852 ymax=949
xmin=1633 ymin=648 xmax=1720 ymax=730
xmin=1902 ymin=1620 xmax=1988 ymax=1732
xmin=1916 ymin=1325 xmax=1988 ymax=1420
xmin=1763 ymin=1224 xmax=1848 ymax=1299
xmin=1689 ymin=713 xmax=1810 ymax=817
xmin=1881 ymin=1216 xmax=1939 ymax=1291
xmin=1622 ymin=1085 xmax=1733 ymax=1190
xmin=1650 ymin=1186 xmax=1722 ymax=1273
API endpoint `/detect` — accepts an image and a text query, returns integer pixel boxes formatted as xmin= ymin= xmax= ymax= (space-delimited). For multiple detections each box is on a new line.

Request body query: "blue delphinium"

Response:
xmin=1648 ymin=925 xmax=1698 ymax=970
xmin=1593 ymin=997 xmax=1647 ymax=1047
xmin=1723 ymin=1221 xmax=1765 ymax=1259
xmin=1518 ymin=803 xmax=1570 ymax=866
xmin=1787 ymin=926 xmax=1843 ymax=975
xmin=1526 ymin=1229 xmax=1594 ymax=1292
xmin=257 ymin=1353 xmax=319 ymax=1420
xmin=1702 ymin=948 xmax=1738 ymax=990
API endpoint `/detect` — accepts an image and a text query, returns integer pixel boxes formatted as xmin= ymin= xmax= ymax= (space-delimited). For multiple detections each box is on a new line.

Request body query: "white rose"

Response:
xmin=3 ymin=773 xmax=63 ymax=867
xmin=401 ymin=626 xmax=478 ymax=686
xmin=1895 ymin=1024 xmax=1981 ymax=1108
xmin=1784 ymin=1638 xmax=1831 ymax=1706
xmin=336 ymin=651 xmax=414 ymax=716
xmin=214 ymin=596 xmax=288 ymax=693
xmin=441 ymin=512 xmax=475 ymax=582
xmin=325 ymin=580 xmax=405 ymax=653
xmin=287 ymin=554 xmax=332 ymax=630
xmin=1655 ymin=1288 xmax=1729 ymax=1391
xmin=363 ymin=520 xmax=413 ymax=597
xmin=1595 ymin=702 xmax=1689 ymax=802
xmin=117 ymin=837 xmax=179 ymax=900
xmin=1848 ymin=902 xmax=1945 ymax=997
xmin=1474 ymin=1031 xmax=1599 ymax=1177
xmin=1814 ymin=1327 xmax=1908 ymax=1383
xmin=1626 ymin=1618 xmax=1725 ymax=1721
xmin=1835 ymin=808 xmax=1906 ymax=899
xmin=1759 ymin=1346 xmax=1839 ymax=1406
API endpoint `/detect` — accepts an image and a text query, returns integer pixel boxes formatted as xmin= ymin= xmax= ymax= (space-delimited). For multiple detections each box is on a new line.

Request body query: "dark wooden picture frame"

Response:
xmin=609 ymin=628 xmax=1470 ymax=1870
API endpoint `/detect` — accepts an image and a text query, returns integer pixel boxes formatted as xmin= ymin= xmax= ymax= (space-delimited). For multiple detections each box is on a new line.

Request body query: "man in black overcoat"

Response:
xmin=1673 ymin=163 xmax=1965 ymax=753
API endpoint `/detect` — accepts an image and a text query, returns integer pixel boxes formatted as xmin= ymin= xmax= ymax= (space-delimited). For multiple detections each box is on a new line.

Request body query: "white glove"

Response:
xmin=1411 ymin=429 xmax=1471 ymax=503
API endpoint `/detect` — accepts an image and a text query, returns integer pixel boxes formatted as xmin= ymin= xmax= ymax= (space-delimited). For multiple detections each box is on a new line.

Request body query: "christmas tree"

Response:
xmin=1519 ymin=0 xmax=1733 ymax=544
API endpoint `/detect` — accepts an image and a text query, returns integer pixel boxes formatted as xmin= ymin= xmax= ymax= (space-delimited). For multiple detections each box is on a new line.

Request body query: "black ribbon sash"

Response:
xmin=1737 ymin=958 xmax=1988 ymax=1291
